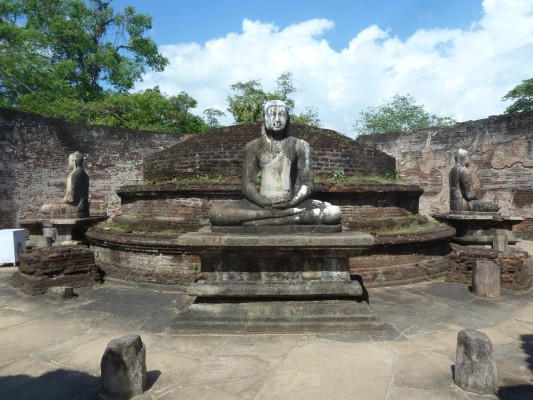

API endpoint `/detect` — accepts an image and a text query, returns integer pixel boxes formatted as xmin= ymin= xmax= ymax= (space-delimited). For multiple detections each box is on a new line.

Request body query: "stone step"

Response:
xmin=188 ymin=280 xmax=363 ymax=299
xmin=171 ymin=300 xmax=387 ymax=334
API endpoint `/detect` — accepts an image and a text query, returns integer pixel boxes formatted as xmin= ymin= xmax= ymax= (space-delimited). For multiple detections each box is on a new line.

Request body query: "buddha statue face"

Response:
xmin=68 ymin=154 xmax=77 ymax=170
xmin=263 ymin=100 xmax=288 ymax=134
xmin=454 ymin=148 xmax=470 ymax=167
xmin=68 ymin=151 xmax=84 ymax=170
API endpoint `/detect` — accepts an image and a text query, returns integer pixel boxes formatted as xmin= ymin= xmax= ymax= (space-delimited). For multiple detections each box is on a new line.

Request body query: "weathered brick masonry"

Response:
xmin=143 ymin=123 xmax=396 ymax=182
xmin=446 ymin=245 xmax=530 ymax=290
xmin=4 ymin=108 xmax=533 ymax=237
xmin=0 ymin=108 xmax=182 ymax=228
xmin=357 ymin=111 xmax=533 ymax=237
xmin=9 ymin=245 xmax=103 ymax=295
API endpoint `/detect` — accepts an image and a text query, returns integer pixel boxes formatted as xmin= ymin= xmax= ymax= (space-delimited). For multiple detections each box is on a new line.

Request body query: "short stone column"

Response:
xmin=472 ymin=259 xmax=500 ymax=298
xmin=100 ymin=334 xmax=147 ymax=400
xmin=454 ymin=329 xmax=497 ymax=395
xmin=492 ymin=233 xmax=508 ymax=252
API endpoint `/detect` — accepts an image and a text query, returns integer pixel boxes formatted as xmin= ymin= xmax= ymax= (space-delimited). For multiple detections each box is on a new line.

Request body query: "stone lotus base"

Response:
xmin=432 ymin=212 xmax=523 ymax=247
xmin=173 ymin=229 xmax=386 ymax=334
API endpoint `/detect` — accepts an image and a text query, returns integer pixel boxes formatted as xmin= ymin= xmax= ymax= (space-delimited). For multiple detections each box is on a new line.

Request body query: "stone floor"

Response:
xmin=0 ymin=244 xmax=532 ymax=400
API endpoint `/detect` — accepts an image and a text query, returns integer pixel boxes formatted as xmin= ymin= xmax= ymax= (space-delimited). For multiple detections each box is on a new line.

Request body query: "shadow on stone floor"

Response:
xmin=0 ymin=369 xmax=161 ymax=400
xmin=522 ymin=334 xmax=533 ymax=372
xmin=497 ymin=334 xmax=533 ymax=400
xmin=497 ymin=385 xmax=533 ymax=400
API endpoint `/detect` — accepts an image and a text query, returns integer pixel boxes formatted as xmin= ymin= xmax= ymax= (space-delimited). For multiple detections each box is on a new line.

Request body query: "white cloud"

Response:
xmin=137 ymin=0 xmax=533 ymax=137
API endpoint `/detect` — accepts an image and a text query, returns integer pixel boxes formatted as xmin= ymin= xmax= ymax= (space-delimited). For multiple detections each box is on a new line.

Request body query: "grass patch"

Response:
xmin=145 ymin=172 xmax=401 ymax=186
xmin=315 ymin=171 xmax=400 ymax=184
xmin=154 ymin=176 xmax=237 ymax=185
xmin=98 ymin=218 xmax=196 ymax=237
xmin=372 ymin=220 xmax=442 ymax=236
xmin=101 ymin=220 xmax=128 ymax=233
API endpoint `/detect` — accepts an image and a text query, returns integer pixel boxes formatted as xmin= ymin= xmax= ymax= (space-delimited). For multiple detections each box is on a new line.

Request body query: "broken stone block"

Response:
xmin=454 ymin=329 xmax=497 ymax=395
xmin=46 ymin=286 xmax=75 ymax=301
xmin=100 ymin=334 xmax=147 ymax=400
xmin=472 ymin=259 xmax=500 ymax=298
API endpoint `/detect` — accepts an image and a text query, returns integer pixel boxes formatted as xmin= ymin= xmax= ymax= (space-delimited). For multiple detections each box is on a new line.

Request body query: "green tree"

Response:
xmin=0 ymin=0 xmax=168 ymax=112
xmin=203 ymin=108 xmax=226 ymax=128
xmin=226 ymin=72 xmax=319 ymax=126
xmin=273 ymin=71 xmax=297 ymax=110
xmin=502 ymin=78 xmax=533 ymax=113
xmin=48 ymin=87 xmax=208 ymax=133
xmin=352 ymin=94 xmax=456 ymax=136
xmin=226 ymin=80 xmax=266 ymax=123
xmin=292 ymin=106 xmax=321 ymax=127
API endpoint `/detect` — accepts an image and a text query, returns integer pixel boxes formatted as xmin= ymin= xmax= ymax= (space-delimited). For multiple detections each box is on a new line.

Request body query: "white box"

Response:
xmin=0 ymin=229 xmax=27 ymax=264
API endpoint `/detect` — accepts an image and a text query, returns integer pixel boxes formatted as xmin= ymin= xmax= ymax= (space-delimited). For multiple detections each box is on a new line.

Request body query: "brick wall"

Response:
xmin=446 ymin=245 xmax=530 ymax=290
xmin=5 ymin=107 xmax=533 ymax=236
xmin=0 ymin=108 xmax=182 ymax=228
xmin=143 ymin=123 xmax=397 ymax=182
xmin=116 ymin=182 xmax=423 ymax=232
xmin=357 ymin=111 xmax=533 ymax=235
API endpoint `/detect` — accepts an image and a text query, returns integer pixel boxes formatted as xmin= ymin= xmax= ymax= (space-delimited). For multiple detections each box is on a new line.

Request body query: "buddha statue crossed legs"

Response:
xmin=41 ymin=151 xmax=90 ymax=218
xmin=449 ymin=148 xmax=500 ymax=213
xmin=209 ymin=100 xmax=341 ymax=227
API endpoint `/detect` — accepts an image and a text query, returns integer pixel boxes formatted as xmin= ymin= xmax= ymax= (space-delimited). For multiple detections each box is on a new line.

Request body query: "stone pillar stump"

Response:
xmin=492 ymin=233 xmax=508 ymax=252
xmin=100 ymin=334 xmax=147 ymax=400
xmin=472 ymin=259 xmax=500 ymax=298
xmin=455 ymin=329 xmax=497 ymax=395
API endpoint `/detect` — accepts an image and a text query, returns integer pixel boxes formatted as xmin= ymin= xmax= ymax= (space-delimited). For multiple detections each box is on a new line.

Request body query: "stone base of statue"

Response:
xmin=19 ymin=216 xmax=107 ymax=247
xmin=172 ymin=228 xmax=387 ymax=334
xmin=432 ymin=211 xmax=523 ymax=249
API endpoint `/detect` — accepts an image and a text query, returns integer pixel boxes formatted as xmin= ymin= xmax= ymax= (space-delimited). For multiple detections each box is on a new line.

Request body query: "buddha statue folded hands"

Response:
xmin=41 ymin=151 xmax=90 ymax=218
xmin=449 ymin=148 xmax=500 ymax=213
xmin=208 ymin=100 xmax=341 ymax=227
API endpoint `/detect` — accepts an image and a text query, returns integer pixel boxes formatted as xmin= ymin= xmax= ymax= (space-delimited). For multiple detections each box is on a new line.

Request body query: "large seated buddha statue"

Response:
xmin=449 ymin=148 xmax=500 ymax=213
xmin=41 ymin=151 xmax=90 ymax=218
xmin=209 ymin=100 xmax=341 ymax=227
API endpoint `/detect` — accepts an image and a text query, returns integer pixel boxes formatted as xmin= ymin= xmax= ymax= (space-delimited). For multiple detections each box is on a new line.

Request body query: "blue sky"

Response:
xmin=112 ymin=0 xmax=484 ymax=50
xmin=109 ymin=0 xmax=533 ymax=136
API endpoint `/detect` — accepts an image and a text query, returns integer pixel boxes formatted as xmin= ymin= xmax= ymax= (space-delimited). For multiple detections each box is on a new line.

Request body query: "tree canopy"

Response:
xmin=1 ymin=0 xmax=168 ymax=105
xmin=226 ymin=72 xmax=321 ymax=127
xmin=0 ymin=0 xmax=195 ymax=128
xmin=502 ymin=78 xmax=533 ymax=113
xmin=85 ymin=88 xmax=208 ymax=132
xmin=352 ymin=94 xmax=456 ymax=136
xmin=0 ymin=0 xmax=213 ymax=134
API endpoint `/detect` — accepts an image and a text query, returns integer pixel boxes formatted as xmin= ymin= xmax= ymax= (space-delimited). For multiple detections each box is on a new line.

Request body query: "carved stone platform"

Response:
xmin=172 ymin=300 xmax=384 ymax=334
xmin=19 ymin=216 xmax=107 ymax=247
xmin=172 ymin=230 xmax=386 ymax=334
xmin=432 ymin=212 xmax=523 ymax=248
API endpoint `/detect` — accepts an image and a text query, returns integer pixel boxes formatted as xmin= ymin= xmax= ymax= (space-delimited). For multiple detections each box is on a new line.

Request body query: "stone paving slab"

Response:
xmin=0 ymin=260 xmax=532 ymax=400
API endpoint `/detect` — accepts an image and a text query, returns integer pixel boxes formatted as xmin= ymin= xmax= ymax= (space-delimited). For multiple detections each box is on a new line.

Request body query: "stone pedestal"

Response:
xmin=8 ymin=245 xmax=103 ymax=295
xmin=173 ymin=229 xmax=385 ymax=333
xmin=472 ymin=260 xmax=500 ymax=298
xmin=432 ymin=212 xmax=523 ymax=248
xmin=19 ymin=216 xmax=107 ymax=247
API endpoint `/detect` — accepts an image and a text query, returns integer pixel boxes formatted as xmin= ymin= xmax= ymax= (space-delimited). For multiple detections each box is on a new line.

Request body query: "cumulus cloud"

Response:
xmin=138 ymin=0 xmax=533 ymax=137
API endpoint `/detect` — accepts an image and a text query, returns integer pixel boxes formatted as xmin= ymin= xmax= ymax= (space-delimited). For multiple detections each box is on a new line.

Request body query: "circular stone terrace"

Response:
xmin=87 ymin=123 xmax=455 ymax=287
